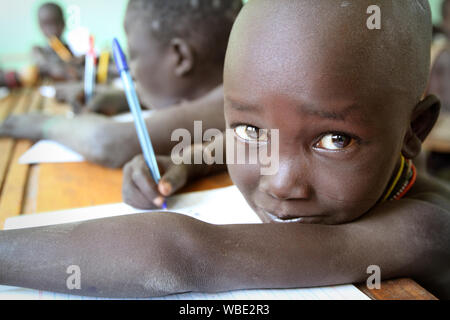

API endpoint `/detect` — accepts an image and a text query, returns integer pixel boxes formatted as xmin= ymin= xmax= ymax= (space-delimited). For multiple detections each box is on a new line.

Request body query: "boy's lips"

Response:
xmin=258 ymin=208 xmax=325 ymax=224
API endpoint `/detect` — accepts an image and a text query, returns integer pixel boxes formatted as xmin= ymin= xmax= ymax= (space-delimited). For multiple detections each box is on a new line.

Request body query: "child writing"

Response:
xmin=424 ymin=41 xmax=450 ymax=180
xmin=0 ymin=0 xmax=449 ymax=299
xmin=0 ymin=2 xmax=83 ymax=88
xmin=0 ymin=0 xmax=242 ymax=168
xmin=434 ymin=0 xmax=450 ymax=40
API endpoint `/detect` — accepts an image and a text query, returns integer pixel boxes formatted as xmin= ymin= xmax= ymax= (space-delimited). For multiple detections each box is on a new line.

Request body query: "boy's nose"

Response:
xmin=259 ymin=160 xmax=311 ymax=201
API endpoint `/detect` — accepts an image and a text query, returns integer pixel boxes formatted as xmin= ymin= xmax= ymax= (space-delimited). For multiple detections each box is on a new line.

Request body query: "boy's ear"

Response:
xmin=402 ymin=95 xmax=441 ymax=159
xmin=170 ymin=38 xmax=195 ymax=77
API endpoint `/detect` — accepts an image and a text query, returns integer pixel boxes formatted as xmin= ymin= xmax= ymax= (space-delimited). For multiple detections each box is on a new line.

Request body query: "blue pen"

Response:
xmin=112 ymin=38 xmax=167 ymax=209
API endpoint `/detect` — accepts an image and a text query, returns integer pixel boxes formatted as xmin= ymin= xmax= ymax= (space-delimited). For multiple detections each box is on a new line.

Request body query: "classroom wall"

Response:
xmin=0 ymin=0 xmax=446 ymax=70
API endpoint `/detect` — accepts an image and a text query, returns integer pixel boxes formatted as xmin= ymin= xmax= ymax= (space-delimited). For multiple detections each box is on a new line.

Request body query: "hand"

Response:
xmin=123 ymin=154 xmax=191 ymax=209
xmin=0 ymin=113 xmax=50 ymax=140
xmin=54 ymin=81 xmax=84 ymax=102
xmin=84 ymin=90 xmax=129 ymax=116
xmin=55 ymin=84 xmax=127 ymax=116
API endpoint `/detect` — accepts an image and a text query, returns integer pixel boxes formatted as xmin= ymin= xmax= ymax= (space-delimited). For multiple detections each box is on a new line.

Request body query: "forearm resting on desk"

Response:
xmin=1 ymin=198 xmax=442 ymax=298
xmin=0 ymin=213 xmax=210 ymax=298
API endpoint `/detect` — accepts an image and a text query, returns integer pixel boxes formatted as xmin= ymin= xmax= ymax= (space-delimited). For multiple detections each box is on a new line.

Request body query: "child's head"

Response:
xmin=124 ymin=0 xmax=242 ymax=109
xmin=38 ymin=2 xmax=65 ymax=40
xmin=442 ymin=0 xmax=450 ymax=36
xmin=224 ymin=0 xmax=440 ymax=224
xmin=429 ymin=44 xmax=450 ymax=112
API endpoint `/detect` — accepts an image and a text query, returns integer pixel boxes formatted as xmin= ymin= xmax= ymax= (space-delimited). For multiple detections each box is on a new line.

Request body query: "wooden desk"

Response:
xmin=0 ymin=89 xmax=438 ymax=300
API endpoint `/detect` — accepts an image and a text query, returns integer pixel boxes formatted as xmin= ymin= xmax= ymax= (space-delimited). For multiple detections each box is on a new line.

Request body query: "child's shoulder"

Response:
xmin=407 ymin=174 xmax=450 ymax=214
xmin=397 ymin=174 xmax=450 ymax=297
xmin=398 ymin=174 xmax=450 ymax=253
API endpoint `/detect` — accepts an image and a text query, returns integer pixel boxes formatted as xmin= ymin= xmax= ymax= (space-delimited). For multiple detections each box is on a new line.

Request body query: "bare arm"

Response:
xmin=0 ymin=213 xmax=207 ymax=298
xmin=0 ymin=86 xmax=226 ymax=168
xmin=1 ymin=195 xmax=447 ymax=298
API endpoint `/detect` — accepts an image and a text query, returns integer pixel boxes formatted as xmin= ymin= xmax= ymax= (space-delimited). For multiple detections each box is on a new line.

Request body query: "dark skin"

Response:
xmin=0 ymin=0 xmax=449 ymax=299
xmin=428 ymin=47 xmax=450 ymax=113
xmin=443 ymin=1 xmax=450 ymax=39
xmin=38 ymin=4 xmax=65 ymax=40
xmin=0 ymin=6 xmax=226 ymax=168
xmin=53 ymin=82 xmax=130 ymax=116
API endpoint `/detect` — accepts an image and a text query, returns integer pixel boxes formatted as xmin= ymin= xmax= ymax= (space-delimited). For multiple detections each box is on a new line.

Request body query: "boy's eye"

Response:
xmin=315 ymin=133 xmax=355 ymax=151
xmin=234 ymin=125 xmax=269 ymax=142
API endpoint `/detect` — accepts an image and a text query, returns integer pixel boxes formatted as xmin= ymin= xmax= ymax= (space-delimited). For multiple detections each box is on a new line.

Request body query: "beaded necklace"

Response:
xmin=380 ymin=155 xmax=417 ymax=203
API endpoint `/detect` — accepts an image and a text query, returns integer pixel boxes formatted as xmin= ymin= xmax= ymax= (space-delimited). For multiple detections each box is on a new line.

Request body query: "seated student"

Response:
xmin=0 ymin=0 xmax=449 ymax=299
xmin=0 ymin=0 xmax=242 ymax=168
xmin=0 ymin=2 xmax=83 ymax=88
xmin=425 ymin=41 xmax=450 ymax=181
xmin=32 ymin=2 xmax=83 ymax=81
xmin=429 ymin=42 xmax=450 ymax=113
xmin=434 ymin=0 xmax=450 ymax=40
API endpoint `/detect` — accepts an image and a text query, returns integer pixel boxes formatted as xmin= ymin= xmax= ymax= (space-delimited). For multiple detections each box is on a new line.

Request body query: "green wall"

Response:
xmin=0 ymin=0 xmax=445 ymax=70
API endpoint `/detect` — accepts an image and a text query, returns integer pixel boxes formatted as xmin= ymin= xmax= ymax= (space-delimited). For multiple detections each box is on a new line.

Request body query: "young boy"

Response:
xmin=425 ymin=42 xmax=450 ymax=181
xmin=0 ymin=3 xmax=81 ymax=89
xmin=32 ymin=2 xmax=83 ymax=81
xmin=0 ymin=0 xmax=449 ymax=299
xmin=0 ymin=0 xmax=242 ymax=168
xmin=435 ymin=0 xmax=450 ymax=40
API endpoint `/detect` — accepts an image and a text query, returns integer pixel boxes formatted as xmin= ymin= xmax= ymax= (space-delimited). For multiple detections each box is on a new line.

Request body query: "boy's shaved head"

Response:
xmin=226 ymin=0 xmax=432 ymax=108
xmin=124 ymin=0 xmax=242 ymax=109
xmin=443 ymin=0 xmax=450 ymax=19
xmin=38 ymin=2 xmax=64 ymax=21
xmin=126 ymin=0 xmax=243 ymax=66
xmin=38 ymin=2 xmax=65 ymax=39
xmin=224 ymin=0 xmax=439 ymax=225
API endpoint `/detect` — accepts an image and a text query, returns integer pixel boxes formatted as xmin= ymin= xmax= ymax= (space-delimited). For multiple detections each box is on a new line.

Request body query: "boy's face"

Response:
xmin=224 ymin=0 xmax=417 ymax=224
xmin=125 ymin=16 xmax=179 ymax=109
xmin=38 ymin=7 xmax=64 ymax=39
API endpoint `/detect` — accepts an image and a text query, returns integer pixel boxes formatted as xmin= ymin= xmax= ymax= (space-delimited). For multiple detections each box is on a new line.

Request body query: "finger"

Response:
xmin=123 ymin=162 xmax=156 ymax=209
xmin=131 ymin=163 xmax=159 ymax=200
xmin=158 ymin=164 xmax=189 ymax=197
xmin=123 ymin=179 xmax=155 ymax=209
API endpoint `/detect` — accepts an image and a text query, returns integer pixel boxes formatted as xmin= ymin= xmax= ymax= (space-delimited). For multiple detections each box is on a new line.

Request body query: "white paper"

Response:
xmin=39 ymin=86 xmax=56 ymax=98
xmin=112 ymin=110 xmax=154 ymax=123
xmin=1 ymin=186 xmax=370 ymax=300
xmin=18 ymin=140 xmax=85 ymax=164
xmin=5 ymin=186 xmax=260 ymax=229
xmin=0 ymin=87 xmax=9 ymax=100
xmin=0 ymin=284 xmax=369 ymax=300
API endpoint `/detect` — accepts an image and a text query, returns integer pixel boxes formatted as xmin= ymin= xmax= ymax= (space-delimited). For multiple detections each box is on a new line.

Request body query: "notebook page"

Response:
xmin=5 ymin=186 xmax=261 ymax=229
xmin=0 ymin=284 xmax=369 ymax=300
xmin=19 ymin=140 xmax=85 ymax=165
